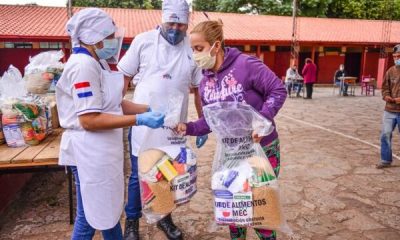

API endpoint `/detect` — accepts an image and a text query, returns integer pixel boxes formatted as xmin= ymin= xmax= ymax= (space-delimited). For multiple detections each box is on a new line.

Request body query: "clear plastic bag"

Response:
xmin=138 ymin=146 xmax=197 ymax=224
xmin=203 ymin=101 xmax=291 ymax=233
xmin=1 ymin=97 xmax=49 ymax=147
xmin=1 ymin=100 xmax=26 ymax=148
xmin=24 ymin=50 xmax=64 ymax=94
xmin=148 ymin=89 xmax=184 ymax=129
xmin=0 ymin=65 xmax=27 ymax=99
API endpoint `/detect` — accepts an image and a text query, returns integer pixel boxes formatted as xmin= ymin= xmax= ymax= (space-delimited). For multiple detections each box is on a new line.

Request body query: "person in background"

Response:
xmin=302 ymin=58 xmax=317 ymax=99
xmin=376 ymin=44 xmax=400 ymax=169
xmin=285 ymin=64 xmax=302 ymax=97
xmin=176 ymin=20 xmax=287 ymax=240
xmin=334 ymin=64 xmax=348 ymax=96
xmin=117 ymin=0 xmax=204 ymax=239
xmin=56 ymin=8 xmax=164 ymax=240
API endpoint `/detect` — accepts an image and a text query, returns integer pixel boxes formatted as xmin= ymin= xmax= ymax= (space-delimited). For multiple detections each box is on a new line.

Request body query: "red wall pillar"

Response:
xmin=377 ymin=57 xmax=388 ymax=89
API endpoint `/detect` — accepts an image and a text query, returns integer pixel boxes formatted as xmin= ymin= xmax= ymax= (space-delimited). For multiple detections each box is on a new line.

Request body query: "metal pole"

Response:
xmin=67 ymin=0 xmax=72 ymax=18
xmin=291 ymin=0 xmax=298 ymax=65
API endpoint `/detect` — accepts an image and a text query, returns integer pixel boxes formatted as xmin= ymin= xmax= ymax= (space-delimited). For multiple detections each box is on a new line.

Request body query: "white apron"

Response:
xmin=131 ymin=32 xmax=192 ymax=158
xmin=61 ymin=69 xmax=124 ymax=230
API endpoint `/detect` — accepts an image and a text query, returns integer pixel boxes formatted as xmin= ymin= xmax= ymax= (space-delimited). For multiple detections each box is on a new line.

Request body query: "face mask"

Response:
xmin=161 ymin=28 xmax=185 ymax=45
xmin=395 ymin=59 xmax=400 ymax=66
xmin=95 ymin=38 xmax=119 ymax=60
xmin=193 ymin=44 xmax=217 ymax=70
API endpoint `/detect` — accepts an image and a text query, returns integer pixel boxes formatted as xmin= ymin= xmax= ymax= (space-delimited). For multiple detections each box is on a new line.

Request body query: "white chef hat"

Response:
xmin=66 ymin=8 xmax=116 ymax=48
xmin=162 ymin=0 xmax=189 ymax=24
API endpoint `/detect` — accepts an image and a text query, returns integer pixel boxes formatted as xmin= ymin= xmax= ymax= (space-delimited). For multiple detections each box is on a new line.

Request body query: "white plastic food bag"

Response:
xmin=24 ymin=50 xmax=64 ymax=94
xmin=203 ymin=101 xmax=291 ymax=233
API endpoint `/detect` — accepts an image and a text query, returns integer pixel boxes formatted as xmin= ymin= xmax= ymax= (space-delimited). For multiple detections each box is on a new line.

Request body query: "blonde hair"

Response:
xmin=191 ymin=20 xmax=225 ymax=48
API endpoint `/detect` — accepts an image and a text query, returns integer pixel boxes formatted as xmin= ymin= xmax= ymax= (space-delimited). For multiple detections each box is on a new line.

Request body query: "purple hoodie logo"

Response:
xmin=204 ymin=69 xmax=244 ymax=103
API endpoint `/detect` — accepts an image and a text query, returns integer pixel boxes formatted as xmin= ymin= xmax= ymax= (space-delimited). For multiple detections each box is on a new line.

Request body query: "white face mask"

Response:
xmin=193 ymin=43 xmax=217 ymax=69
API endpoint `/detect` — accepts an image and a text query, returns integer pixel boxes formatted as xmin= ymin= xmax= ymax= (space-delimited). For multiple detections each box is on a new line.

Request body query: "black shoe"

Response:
xmin=124 ymin=218 xmax=140 ymax=240
xmin=157 ymin=214 xmax=183 ymax=240
xmin=343 ymin=92 xmax=349 ymax=96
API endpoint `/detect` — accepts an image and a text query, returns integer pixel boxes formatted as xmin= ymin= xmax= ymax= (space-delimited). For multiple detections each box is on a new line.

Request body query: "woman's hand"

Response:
xmin=252 ymin=131 xmax=263 ymax=143
xmin=175 ymin=123 xmax=187 ymax=136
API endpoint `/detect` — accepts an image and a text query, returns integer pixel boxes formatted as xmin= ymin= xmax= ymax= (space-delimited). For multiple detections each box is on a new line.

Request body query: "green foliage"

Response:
xmin=192 ymin=0 xmax=219 ymax=12
xmin=73 ymin=0 xmax=399 ymax=20
xmin=73 ymin=0 xmax=162 ymax=9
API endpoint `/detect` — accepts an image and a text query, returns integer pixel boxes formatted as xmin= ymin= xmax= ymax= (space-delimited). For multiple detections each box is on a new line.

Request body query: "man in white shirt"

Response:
xmin=117 ymin=1 xmax=202 ymax=239
xmin=285 ymin=64 xmax=303 ymax=97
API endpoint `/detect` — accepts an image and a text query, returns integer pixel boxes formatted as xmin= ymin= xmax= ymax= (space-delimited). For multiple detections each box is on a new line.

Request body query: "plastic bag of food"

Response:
xmin=203 ymin=101 xmax=291 ymax=233
xmin=1 ymin=101 xmax=26 ymax=147
xmin=138 ymin=146 xmax=197 ymax=224
xmin=24 ymin=50 xmax=64 ymax=94
xmin=0 ymin=65 xmax=27 ymax=99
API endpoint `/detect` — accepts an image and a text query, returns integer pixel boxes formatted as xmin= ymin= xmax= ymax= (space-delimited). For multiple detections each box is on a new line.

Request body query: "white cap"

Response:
xmin=162 ymin=0 xmax=189 ymax=24
xmin=66 ymin=8 xmax=116 ymax=48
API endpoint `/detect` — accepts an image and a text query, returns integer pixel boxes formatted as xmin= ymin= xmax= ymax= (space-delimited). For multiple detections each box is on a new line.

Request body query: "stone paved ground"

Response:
xmin=0 ymin=87 xmax=399 ymax=240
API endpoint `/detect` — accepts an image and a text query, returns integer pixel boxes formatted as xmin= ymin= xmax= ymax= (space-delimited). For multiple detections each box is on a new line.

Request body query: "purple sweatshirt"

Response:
xmin=186 ymin=47 xmax=287 ymax=145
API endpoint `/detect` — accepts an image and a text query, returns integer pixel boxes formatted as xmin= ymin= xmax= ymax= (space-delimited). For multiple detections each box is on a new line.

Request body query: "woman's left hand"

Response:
xmin=252 ymin=131 xmax=263 ymax=143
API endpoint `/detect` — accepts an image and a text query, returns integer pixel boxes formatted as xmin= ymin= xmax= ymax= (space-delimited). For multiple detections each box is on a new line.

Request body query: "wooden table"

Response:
xmin=0 ymin=129 xmax=74 ymax=224
xmin=338 ymin=76 xmax=358 ymax=96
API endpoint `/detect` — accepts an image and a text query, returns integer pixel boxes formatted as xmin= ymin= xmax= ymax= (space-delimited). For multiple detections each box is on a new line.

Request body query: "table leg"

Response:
xmin=67 ymin=167 xmax=74 ymax=225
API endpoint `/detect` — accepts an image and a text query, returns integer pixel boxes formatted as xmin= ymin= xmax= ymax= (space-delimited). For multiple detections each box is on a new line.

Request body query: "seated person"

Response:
xmin=334 ymin=64 xmax=349 ymax=96
xmin=285 ymin=65 xmax=302 ymax=97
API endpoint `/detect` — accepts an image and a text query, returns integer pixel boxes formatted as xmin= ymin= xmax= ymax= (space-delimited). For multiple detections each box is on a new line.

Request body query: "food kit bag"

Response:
xmin=203 ymin=101 xmax=290 ymax=233
xmin=138 ymin=147 xmax=197 ymax=224
xmin=24 ymin=50 xmax=64 ymax=94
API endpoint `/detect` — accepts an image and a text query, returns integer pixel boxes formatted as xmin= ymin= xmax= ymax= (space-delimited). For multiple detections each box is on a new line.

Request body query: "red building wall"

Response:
xmin=263 ymin=52 xmax=276 ymax=71
xmin=0 ymin=49 xmax=44 ymax=75
xmin=0 ymin=48 xmax=71 ymax=76
xmin=317 ymin=55 xmax=345 ymax=84
xmin=363 ymin=52 xmax=380 ymax=78
xmin=274 ymin=52 xmax=291 ymax=80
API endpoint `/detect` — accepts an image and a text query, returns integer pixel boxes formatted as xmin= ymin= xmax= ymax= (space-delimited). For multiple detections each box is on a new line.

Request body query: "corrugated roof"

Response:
xmin=0 ymin=4 xmax=399 ymax=45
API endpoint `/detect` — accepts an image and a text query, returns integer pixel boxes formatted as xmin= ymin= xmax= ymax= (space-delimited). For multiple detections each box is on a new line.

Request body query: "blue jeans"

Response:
xmin=70 ymin=166 xmax=123 ymax=240
xmin=380 ymin=111 xmax=400 ymax=164
xmin=286 ymin=82 xmax=302 ymax=95
xmin=335 ymin=80 xmax=348 ymax=94
xmin=125 ymin=128 xmax=142 ymax=219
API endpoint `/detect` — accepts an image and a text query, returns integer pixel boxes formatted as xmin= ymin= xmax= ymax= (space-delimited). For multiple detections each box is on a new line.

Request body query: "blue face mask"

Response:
xmin=395 ymin=59 xmax=400 ymax=66
xmin=161 ymin=28 xmax=185 ymax=45
xmin=95 ymin=38 xmax=119 ymax=60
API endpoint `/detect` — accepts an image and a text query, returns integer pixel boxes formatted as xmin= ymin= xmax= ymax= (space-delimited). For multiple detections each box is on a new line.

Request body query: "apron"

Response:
xmin=131 ymin=31 xmax=192 ymax=158
xmin=61 ymin=67 xmax=125 ymax=230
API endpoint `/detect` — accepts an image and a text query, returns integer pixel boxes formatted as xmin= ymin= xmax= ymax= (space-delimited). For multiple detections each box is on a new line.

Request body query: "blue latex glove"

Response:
xmin=196 ymin=134 xmax=208 ymax=148
xmin=136 ymin=112 xmax=165 ymax=129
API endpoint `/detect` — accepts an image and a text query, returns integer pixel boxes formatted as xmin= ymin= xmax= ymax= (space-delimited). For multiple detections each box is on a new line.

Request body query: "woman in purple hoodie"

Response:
xmin=177 ymin=20 xmax=287 ymax=240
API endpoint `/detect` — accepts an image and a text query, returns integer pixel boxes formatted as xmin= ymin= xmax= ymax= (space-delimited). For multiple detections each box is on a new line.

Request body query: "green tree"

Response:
xmin=326 ymin=0 xmax=399 ymax=20
xmin=192 ymin=0 xmax=219 ymax=12
xmin=298 ymin=0 xmax=332 ymax=17
xmin=73 ymin=0 xmax=162 ymax=9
